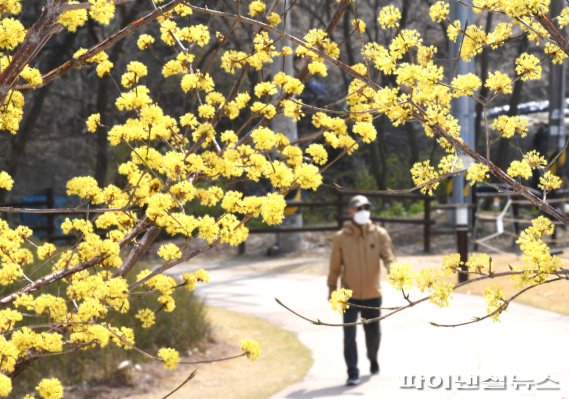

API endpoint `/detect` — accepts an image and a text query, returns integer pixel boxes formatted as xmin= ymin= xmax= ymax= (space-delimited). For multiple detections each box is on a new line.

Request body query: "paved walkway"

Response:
xmin=189 ymin=261 xmax=569 ymax=399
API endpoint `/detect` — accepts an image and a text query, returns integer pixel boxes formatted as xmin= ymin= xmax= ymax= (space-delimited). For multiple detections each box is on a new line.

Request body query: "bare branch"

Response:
xmin=15 ymin=0 xmax=185 ymax=92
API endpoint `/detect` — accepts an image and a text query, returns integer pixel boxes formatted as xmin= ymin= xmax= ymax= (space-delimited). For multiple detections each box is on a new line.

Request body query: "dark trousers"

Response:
xmin=343 ymin=297 xmax=381 ymax=379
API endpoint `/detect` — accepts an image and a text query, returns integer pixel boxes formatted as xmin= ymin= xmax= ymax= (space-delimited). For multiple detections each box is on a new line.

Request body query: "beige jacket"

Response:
xmin=328 ymin=221 xmax=395 ymax=300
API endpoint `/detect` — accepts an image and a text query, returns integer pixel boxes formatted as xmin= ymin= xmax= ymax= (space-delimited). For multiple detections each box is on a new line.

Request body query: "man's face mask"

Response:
xmin=353 ymin=206 xmax=371 ymax=225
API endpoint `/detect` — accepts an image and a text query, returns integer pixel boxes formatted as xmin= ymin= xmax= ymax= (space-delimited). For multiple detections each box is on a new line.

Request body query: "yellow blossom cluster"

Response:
xmin=513 ymin=217 xmax=562 ymax=287
xmin=329 ymin=288 xmax=352 ymax=313
xmin=240 ymin=338 xmax=261 ymax=361
xmin=58 ymin=0 xmax=115 ymax=31
xmin=484 ymin=285 xmax=506 ymax=322
xmin=466 ymin=163 xmax=490 ymax=186
xmin=158 ymin=347 xmax=180 ymax=369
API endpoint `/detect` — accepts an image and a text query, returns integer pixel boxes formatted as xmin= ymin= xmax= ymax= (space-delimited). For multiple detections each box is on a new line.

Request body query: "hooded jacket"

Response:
xmin=327 ymin=221 xmax=395 ymax=300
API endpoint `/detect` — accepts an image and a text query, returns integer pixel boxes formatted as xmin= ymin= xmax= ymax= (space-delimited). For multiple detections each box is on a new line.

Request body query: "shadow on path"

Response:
xmin=284 ymin=376 xmax=372 ymax=398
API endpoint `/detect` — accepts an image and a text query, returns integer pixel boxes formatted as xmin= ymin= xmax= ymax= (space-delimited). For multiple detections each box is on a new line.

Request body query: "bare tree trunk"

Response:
xmin=368 ymin=117 xmax=387 ymax=190
xmin=93 ymin=4 xmax=138 ymax=186
xmin=6 ymin=34 xmax=75 ymax=190
xmin=340 ymin=8 xmax=355 ymax=89
xmin=495 ymin=37 xmax=528 ymax=169
xmin=475 ymin=12 xmax=493 ymax=153
xmin=404 ymin=123 xmax=419 ymax=168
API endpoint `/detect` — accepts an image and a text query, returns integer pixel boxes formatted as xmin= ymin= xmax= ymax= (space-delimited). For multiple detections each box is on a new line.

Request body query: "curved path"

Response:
xmin=185 ymin=259 xmax=569 ymax=398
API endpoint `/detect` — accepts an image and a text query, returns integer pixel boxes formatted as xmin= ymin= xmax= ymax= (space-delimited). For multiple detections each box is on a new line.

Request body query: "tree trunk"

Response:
xmin=475 ymin=12 xmax=493 ymax=153
xmin=495 ymin=37 xmax=528 ymax=169
xmin=6 ymin=34 xmax=75 ymax=192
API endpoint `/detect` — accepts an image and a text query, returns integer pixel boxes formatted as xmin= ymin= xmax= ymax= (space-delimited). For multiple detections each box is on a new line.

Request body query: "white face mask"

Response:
xmin=353 ymin=210 xmax=371 ymax=225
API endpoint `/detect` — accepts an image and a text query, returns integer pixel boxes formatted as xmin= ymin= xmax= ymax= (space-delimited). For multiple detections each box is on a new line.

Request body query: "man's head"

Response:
xmin=348 ymin=195 xmax=372 ymax=225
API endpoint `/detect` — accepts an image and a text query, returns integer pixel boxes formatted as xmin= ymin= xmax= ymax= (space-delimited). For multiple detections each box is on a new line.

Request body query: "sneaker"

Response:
xmin=346 ymin=377 xmax=361 ymax=386
xmin=370 ymin=362 xmax=379 ymax=375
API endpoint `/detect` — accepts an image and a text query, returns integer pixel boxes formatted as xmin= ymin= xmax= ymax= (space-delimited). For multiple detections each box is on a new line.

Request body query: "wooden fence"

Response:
xmin=248 ymin=189 xmax=434 ymax=253
xmin=2 ymin=188 xmax=435 ymax=251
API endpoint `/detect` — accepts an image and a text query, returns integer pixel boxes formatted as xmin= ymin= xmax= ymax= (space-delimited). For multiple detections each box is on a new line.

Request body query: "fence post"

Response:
xmin=423 ymin=195 xmax=431 ymax=253
xmin=511 ymin=201 xmax=520 ymax=247
xmin=336 ymin=192 xmax=343 ymax=229
xmin=46 ymin=188 xmax=55 ymax=243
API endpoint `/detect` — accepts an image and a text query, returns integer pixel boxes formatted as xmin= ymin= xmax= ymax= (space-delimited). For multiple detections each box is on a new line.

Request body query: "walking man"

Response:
xmin=328 ymin=195 xmax=395 ymax=386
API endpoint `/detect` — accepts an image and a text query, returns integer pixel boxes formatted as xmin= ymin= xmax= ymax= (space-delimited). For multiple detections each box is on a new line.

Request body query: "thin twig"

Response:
xmin=162 ymin=369 xmax=198 ymax=399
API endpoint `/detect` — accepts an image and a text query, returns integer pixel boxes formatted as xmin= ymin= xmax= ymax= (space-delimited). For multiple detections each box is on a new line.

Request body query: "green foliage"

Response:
xmin=354 ymin=169 xmax=378 ymax=191
xmin=408 ymin=201 xmax=424 ymax=215
xmin=13 ymin=262 xmax=208 ymax=395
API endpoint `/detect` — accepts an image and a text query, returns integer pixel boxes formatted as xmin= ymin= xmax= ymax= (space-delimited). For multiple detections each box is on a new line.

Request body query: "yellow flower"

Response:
xmin=487 ymin=22 xmax=512 ymax=48
xmin=0 ymin=374 xmax=12 ymax=397
xmin=158 ymin=347 xmax=180 ymax=369
xmin=352 ymin=121 xmax=377 ymax=143
xmin=451 ymin=73 xmax=482 ymax=97
xmin=0 ymin=0 xmax=21 ymax=15
xmin=0 ymin=171 xmax=13 ymax=191
xmin=251 ymin=126 xmax=276 ymax=151
xmin=86 ymin=113 xmax=101 ymax=133
xmin=157 ymin=243 xmax=182 ymax=261
xmin=352 ymin=18 xmax=366 ymax=33
xmin=0 ymin=262 xmax=22 ymax=285
xmin=484 ymin=284 xmax=505 ymax=321
xmin=137 ymin=34 xmax=155 ymax=50
xmin=492 ymin=115 xmax=528 ymax=139
xmin=411 ymin=160 xmax=440 ymax=196
xmin=21 ymin=65 xmax=43 ymax=86
xmin=441 ymin=253 xmax=461 ymax=275
xmin=438 ymin=154 xmax=463 ymax=174
xmin=260 ymin=192 xmax=286 ymax=225
xmin=523 ymin=150 xmax=547 ymax=169
xmin=447 ymin=20 xmax=461 ymax=42
xmin=430 ymin=280 xmax=453 ymax=307
xmin=559 ymin=7 xmax=569 ymax=27
xmin=378 ymin=5 xmax=401 ymax=29
xmin=37 ymin=243 xmax=56 ymax=260
xmin=460 ymin=25 xmax=486 ymax=61
xmin=539 ymin=171 xmax=562 ymax=192
xmin=96 ymin=59 xmax=113 ymax=77
xmin=88 ymin=0 xmax=115 ymax=25
xmin=194 ymin=268 xmax=209 ymax=283
xmin=485 ymin=71 xmax=513 ymax=94
xmin=121 ymin=61 xmax=148 ymax=88
xmin=388 ymin=263 xmax=415 ymax=291
xmin=273 ymin=72 xmax=304 ymax=95
xmin=545 ymin=42 xmax=567 ymax=64
xmin=306 ymin=144 xmax=328 ymax=165
xmin=248 ymin=0 xmax=266 ymax=17
xmin=515 ymin=53 xmax=542 ymax=81
xmin=67 ymin=176 xmax=104 ymax=204
xmin=466 ymin=163 xmax=489 ymax=186
xmin=430 ymin=1 xmax=449 ymax=23
xmin=467 ymin=253 xmax=491 ymax=273
xmin=0 ymin=17 xmax=25 ymax=50
xmin=329 ymin=288 xmax=352 ymax=313
xmin=416 ymin=268 xmax=440 ymax=292
xmin=36 ymin=378 xmax=63 ymax=399
xmin=308 ymin=61 xmax=327 ymax=77
xmin=0 ymin=309 xmax=21 ymax=333
xmin=267 ymin=12 xmax=281 ymax=26
xmin=507 ymin=160 xmax=532 ymax=180
xmin=240 ymin=339 xmax=260 ymax=361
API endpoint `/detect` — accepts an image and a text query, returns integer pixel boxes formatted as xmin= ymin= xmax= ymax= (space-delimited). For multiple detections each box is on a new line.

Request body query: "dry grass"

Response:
xmin=136 ymin=306 xmax=312 ymax=399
